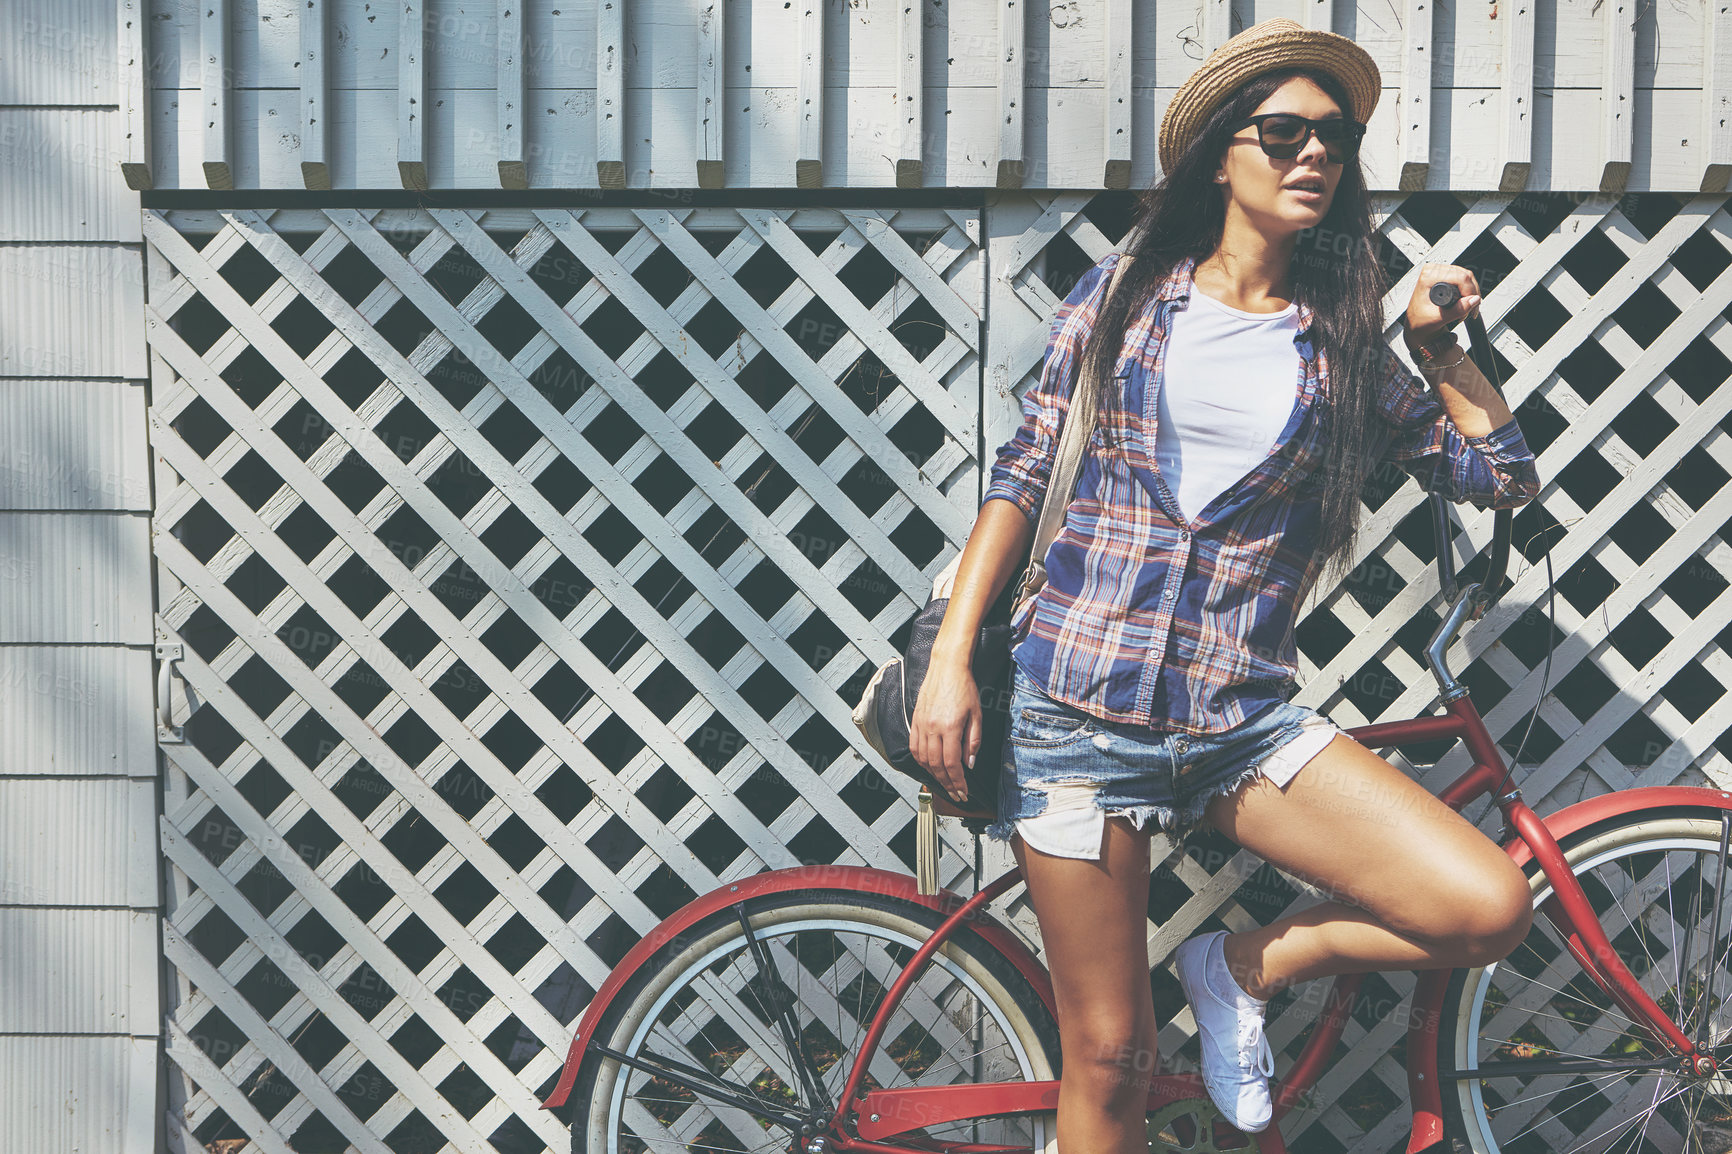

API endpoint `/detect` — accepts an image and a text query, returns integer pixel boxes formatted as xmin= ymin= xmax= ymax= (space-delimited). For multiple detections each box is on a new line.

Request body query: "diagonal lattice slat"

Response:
xmin=150 ymin=192 xmax=1732 ymax=1153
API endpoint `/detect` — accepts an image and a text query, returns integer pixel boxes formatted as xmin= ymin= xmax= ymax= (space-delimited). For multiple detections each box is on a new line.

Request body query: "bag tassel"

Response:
xmin=916 ymin=788 xmax=940 ymax=896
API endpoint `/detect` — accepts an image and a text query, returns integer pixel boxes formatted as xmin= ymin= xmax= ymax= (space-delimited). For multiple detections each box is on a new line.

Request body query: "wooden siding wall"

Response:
xmin=0 ymin=3 xmax=159 ymax=1153
xmin=131 ymin=0 xmax=1732 ymax=194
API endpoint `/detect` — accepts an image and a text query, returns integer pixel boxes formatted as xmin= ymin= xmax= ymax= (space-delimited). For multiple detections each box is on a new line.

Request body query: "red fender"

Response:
xmin=540 ymin=864 xmax=1055 ymax=1112
xmin=1404 ymin=785 xmax=1732 ymax=1153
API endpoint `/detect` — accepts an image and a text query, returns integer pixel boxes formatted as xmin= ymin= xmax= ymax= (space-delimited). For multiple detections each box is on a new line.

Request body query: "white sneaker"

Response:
xmin=1173 ymin=930 xmax=1275 ymax=1133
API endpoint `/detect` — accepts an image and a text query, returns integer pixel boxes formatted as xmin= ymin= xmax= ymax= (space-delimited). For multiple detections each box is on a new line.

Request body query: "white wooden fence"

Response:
xmin=148 ymin=189 xmax=1732 ymax=1153
xmin=128 ymin=0 xmax=1732 ymax=193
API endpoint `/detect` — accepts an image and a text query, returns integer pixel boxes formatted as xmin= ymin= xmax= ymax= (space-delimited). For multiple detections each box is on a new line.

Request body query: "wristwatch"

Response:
xmin=1410 ymin=331 xmax=1466 ymax=370
xmin=1402 ymin=315 xmax=1462 ymax=364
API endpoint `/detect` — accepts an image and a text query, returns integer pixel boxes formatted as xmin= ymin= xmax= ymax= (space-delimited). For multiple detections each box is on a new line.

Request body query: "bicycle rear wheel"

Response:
xmin=570 ymin=887 xmax=1063 ymax=1153
xmin=1440 ymin=813 xmax=1732 ymax=1154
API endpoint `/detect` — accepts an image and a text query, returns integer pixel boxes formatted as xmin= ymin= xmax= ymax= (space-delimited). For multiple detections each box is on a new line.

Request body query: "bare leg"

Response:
xmin=1202 ymin=736 xmax=1533 ymax=1000
xmin=1015 ymin=816 xmax=1160 ymax=1154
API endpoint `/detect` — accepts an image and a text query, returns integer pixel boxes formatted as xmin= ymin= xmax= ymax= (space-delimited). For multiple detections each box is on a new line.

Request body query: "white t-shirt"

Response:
xmin=1154 ymin=285 xmax=1302 ymax=524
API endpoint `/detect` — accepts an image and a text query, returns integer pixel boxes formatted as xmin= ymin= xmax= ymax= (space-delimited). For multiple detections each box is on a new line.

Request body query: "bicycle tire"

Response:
xmin=569 ymin=887 xmax=1064 ymax=1154
xmin=1439 ymin=812 xmax=1732 ymax=1154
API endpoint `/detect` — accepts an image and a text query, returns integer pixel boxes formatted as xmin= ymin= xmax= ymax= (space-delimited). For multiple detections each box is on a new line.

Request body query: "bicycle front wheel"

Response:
xmin=570 ymin=887 xmax=1063 ymax=1154
xmin=1440 ymin=813 xmax=1732 ymax=1154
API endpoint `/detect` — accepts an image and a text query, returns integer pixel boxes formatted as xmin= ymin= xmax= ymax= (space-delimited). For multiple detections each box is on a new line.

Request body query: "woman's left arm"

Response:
xmin=1400 ymin=263 xmax=1515 ymax=437
xmin=1377 ymin=263 xmax=1540 ymax=509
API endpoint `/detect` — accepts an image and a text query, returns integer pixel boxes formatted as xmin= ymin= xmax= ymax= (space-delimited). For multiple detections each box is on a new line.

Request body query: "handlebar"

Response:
xmin=1417 ymin=280 xmax=1515 ymax=698
xmin=1423 ymin=280 xmax=1513 ymax=617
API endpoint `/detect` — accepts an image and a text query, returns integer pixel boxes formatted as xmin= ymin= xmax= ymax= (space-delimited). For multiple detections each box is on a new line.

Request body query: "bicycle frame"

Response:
xmin=832 ymin=688 xmax=1724 ymax=1154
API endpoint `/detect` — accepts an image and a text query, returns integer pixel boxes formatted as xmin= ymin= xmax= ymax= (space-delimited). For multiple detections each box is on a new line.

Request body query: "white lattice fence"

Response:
xmin=146 ymin=203 xmax=985 ymax=1152
xmin=985 ymin=189 xmax=1732 ymax=1152
xmin=148 ymin=190 xmax=1732 ymax=1154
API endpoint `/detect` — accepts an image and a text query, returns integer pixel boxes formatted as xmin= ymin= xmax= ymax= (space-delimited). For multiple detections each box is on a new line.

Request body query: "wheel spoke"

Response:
xmin=1699 ymin=816 xmax=1732 ymax=1053
xmin=1600 ymin=858 xmax=1668 ymax=994
xmin=1622 ymin=1071 xmax=1671 ymax=1154
xmin=1482 ymin=1064 xmax=1659 ymax=1131
xmin=1557 ymin=1078 xmax=1694 ymax=1154
xmin=1477 ymin=956 xmax=1642 ymax=1067
xmin=1702 ymin=899 xmax=1732 ymax=1046
xmin=1707 ymin=929 xmax=1732 ymax=1041
xmin=1493 ymin=937 xmax=1640 ymax=1030
xmin=1680 ymin=869 xmax=1704 ymax=1045
xmin=1680 ymin=1082 xmax=1721 ymax=1154
xmin=735 ymin=905 xmax=833 ymax=1116
xmin=1476 ymin=1003 xmax=1653 ymax=1045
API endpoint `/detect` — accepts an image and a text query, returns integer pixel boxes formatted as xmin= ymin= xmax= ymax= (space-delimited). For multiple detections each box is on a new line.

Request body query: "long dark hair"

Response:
xmin=1080 ymin=66 xmax=1388 ymax=578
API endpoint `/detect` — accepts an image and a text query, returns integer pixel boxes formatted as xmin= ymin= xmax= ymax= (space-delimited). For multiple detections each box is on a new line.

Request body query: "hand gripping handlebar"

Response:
xmin=1421 ymin=280 xmax=1515 ymax=696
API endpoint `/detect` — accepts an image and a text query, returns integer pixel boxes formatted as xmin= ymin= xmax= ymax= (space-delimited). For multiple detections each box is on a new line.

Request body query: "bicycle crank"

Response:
xmin=1146 ymin=1096 xmax=1257 ymax=1152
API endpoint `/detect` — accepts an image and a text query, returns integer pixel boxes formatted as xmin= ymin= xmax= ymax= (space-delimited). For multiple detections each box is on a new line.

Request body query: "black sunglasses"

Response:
xmin=1228 ymin=113 xmax=1367 ymax=163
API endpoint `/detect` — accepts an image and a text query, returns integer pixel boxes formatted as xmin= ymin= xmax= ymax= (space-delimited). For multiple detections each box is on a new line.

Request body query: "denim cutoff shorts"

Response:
xmin=983 ymin=661 xmax=1343 ymax=860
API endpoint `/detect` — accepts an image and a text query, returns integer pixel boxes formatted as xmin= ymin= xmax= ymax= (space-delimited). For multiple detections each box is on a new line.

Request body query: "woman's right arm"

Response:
xmin=908 ymin=254 xmax=1118 ymax=800
xmin=908 ymin=499 xmax=1033 ymax=801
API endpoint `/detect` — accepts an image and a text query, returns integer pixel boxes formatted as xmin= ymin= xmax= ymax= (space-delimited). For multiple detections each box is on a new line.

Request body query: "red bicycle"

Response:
xmin=541 ymin=307 xmax=1732 ymax=1153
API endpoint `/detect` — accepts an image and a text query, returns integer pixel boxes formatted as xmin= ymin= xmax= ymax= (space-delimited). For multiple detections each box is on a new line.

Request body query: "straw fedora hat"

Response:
xmin=1158 ymin=18 xmax=1381 ymax=174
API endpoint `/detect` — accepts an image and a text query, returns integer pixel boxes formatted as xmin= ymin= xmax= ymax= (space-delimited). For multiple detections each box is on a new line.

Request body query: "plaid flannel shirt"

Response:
xmin=985 ymin=253 xmax=1540 ymax=734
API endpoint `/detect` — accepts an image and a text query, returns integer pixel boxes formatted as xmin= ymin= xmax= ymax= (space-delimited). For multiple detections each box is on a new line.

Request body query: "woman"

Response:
xmin=908 ymin=19 xmax=1541 ymax=1150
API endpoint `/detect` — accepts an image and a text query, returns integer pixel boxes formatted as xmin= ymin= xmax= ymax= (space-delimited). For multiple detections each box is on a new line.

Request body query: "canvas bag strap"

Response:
xmin=1015 ymin=233 xmax=1143 ymax=608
